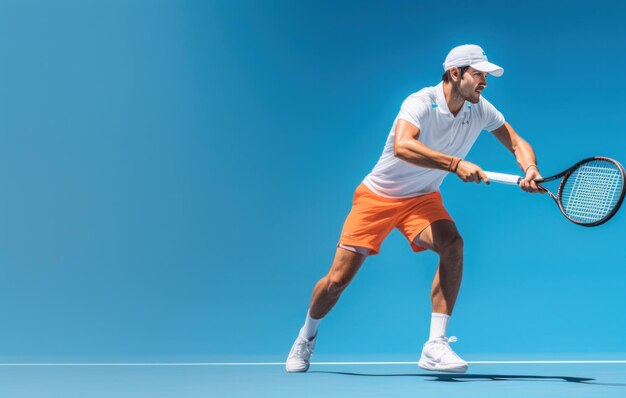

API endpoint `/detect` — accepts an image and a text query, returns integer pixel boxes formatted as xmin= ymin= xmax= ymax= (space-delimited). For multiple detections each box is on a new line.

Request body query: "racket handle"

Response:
xmin=484 ymin=171 xmax=522 ymax=185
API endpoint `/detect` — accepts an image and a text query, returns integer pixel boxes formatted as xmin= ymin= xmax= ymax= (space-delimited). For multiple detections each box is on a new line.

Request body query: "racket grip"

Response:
xmin=484 ymin=171 xmax=522 ymax=185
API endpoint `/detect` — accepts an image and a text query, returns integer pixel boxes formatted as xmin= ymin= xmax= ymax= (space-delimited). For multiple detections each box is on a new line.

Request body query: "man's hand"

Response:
xmin=520 ymin=165 xmax=544 ymax=193
xmin=455 ymin=160 xmax=490 ymax=184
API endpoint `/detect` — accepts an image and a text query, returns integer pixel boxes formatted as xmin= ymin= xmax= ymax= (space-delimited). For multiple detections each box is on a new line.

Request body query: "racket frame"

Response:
xmin=547 ymin=156 xmax=626 ymax=227
xmin=485 ymin=156 xmax=626 ymax=227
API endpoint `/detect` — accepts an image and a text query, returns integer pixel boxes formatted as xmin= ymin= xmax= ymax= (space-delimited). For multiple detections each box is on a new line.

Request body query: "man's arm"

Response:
xmin=491 ymin=122 xmax=543 ymax=193
xmin=393 ymin=119 xmax=488 ymax=183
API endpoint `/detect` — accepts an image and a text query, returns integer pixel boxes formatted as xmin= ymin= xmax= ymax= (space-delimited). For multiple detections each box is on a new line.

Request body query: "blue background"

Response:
xmin=0 ymin=0 xmax=624 ymax=363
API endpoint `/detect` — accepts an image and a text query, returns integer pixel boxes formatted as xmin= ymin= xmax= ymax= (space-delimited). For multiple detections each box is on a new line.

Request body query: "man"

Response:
xmin=286 ymin=44 xmax=542 ymax=374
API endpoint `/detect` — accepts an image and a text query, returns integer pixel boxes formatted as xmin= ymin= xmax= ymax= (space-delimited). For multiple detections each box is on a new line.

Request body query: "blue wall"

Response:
xmin=0 ymin=0 xmax=624 ymax=362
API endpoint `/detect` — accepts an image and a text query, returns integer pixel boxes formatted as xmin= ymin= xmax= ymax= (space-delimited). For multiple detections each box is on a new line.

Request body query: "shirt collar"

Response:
xmin=435 ymin=82 xmax=471 ymax=116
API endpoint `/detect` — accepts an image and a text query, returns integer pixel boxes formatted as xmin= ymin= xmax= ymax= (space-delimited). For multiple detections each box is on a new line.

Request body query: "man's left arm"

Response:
xmin=491 ymin=122 xmax=543 ymax=194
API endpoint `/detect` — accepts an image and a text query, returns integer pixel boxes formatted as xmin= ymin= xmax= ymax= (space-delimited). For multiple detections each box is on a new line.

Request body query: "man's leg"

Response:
xmin=308 ymin=244 xmax=371 ymax=320
xmin=413 ymin=220 xmax=468 ymax=373
xmin=286 ymin=244 xmax=371 ymax=372
xmin=414 ymin=220 xmax=464 ymax=315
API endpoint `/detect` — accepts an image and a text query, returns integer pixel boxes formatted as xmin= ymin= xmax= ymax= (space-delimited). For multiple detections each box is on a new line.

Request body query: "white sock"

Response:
xmin=298 ymin=310 xmax=321 ymax=340
xmin=429 ymin=313 xmax=450 ymax=341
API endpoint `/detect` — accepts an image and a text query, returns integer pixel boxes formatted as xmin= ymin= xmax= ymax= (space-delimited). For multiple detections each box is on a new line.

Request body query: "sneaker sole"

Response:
xmin=418 ymin=359 xmax=468 ymax=373
xmin=285 ymin=362 xmax=310 ymax=373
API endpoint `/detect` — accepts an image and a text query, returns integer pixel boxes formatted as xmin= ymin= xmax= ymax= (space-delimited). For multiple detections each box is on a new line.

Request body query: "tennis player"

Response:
xmin=286 ymin=44 xmax=542 ymax=373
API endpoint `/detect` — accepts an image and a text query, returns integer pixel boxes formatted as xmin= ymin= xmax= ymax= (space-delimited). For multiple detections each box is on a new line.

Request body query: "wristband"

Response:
xmin=524 ymin=164 xmax=538 ymax=174
xmin=447 ymin=157 xmax=455 ymax=172
xmin=450 ymin=157 xmax=462 ymax=173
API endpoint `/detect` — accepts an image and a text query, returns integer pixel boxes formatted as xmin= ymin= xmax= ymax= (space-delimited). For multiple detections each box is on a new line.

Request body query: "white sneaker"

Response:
xmin=285 ymin=334 xmax=316 ymax=373
xmin=418 ymin=336 xmax=468 ymax=373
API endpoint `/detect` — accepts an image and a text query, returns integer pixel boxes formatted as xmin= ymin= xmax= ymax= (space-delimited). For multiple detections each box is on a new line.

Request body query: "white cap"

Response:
xmin=443 ymin=44 xmax=504 ymax=77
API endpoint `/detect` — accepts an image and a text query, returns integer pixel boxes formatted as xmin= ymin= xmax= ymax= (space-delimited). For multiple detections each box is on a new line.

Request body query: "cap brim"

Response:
xmin=470 ymin=61 xmax=504 ymax=77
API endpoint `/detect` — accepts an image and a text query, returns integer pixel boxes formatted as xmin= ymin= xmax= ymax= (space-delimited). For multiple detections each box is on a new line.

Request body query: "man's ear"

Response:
xmin=449 ymin=66 xmax=460 ymax=81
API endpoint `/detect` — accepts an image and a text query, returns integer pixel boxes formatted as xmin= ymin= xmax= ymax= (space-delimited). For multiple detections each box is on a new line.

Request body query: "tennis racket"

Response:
xmin=484 ymin=156 xmax=626 ymax=227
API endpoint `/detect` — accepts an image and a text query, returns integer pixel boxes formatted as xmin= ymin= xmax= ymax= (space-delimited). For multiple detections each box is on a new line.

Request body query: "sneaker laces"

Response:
xmin=432 ymin=336 xmax=463 ymax=362
xmin=425 ymin=336 xmax=458 ymax=354
xmin=293 ymin=337 xmax=314 ymax=357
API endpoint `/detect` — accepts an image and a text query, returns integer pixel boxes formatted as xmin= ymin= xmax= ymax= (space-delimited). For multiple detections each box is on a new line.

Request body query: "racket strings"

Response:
xmin=560 ymin=160 xmax=624 ymax=223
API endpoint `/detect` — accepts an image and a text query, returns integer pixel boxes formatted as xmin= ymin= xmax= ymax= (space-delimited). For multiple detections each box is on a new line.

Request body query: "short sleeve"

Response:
xmin=397 ymin=95 xmax=430 ymax=129
xmin=480 ymin=97 xmax=505 ymax=132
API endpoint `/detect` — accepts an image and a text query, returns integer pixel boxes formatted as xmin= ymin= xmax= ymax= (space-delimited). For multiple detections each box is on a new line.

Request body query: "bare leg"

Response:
xmin=308 ymin=244 xmax=370 ymax=319
xmin=414 ymin=220 xmax=464 ymax=315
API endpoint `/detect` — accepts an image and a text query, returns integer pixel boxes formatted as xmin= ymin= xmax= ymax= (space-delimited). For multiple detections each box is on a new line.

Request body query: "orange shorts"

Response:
xmin=338 ymin=183 xmax=453 ymax=255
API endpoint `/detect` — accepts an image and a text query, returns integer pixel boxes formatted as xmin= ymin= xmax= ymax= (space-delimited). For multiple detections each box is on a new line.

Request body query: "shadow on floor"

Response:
xmin=310 ymin=371 xmax=626 ymax=386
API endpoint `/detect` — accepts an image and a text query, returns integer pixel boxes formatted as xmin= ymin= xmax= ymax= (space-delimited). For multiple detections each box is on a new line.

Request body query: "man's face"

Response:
xmin=455 ymin=67 xmax=488 ymax=104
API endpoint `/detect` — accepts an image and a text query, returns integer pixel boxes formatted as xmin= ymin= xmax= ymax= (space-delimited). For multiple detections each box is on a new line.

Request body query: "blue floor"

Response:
xmin=217 ymin=362 xmax=626 ymax=398
xmin=0 ymin=361 xmax=624 ymax=397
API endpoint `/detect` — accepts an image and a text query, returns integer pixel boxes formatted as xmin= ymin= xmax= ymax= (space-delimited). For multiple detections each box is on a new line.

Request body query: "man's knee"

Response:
xmin=324 ymin=244 xmax=368 ymax=296
xmin=325 ymin=274 xmax=351 ymax=296
xmin=433 ymin=230 xmax=464 ymax=261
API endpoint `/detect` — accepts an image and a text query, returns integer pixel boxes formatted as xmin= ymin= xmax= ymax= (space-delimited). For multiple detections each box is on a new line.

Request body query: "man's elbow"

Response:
xmin=393 ymin=140 xmax=407 ymax=159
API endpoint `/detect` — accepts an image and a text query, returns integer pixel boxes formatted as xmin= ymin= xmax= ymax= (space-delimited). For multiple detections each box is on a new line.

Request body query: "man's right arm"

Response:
xmin=393 ymin=119 xmax=489 ymax=183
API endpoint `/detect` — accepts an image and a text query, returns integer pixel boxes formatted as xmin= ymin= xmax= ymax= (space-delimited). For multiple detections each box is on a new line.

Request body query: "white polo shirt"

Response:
xmin=362 ymin=82 xmax=505 ymax=198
